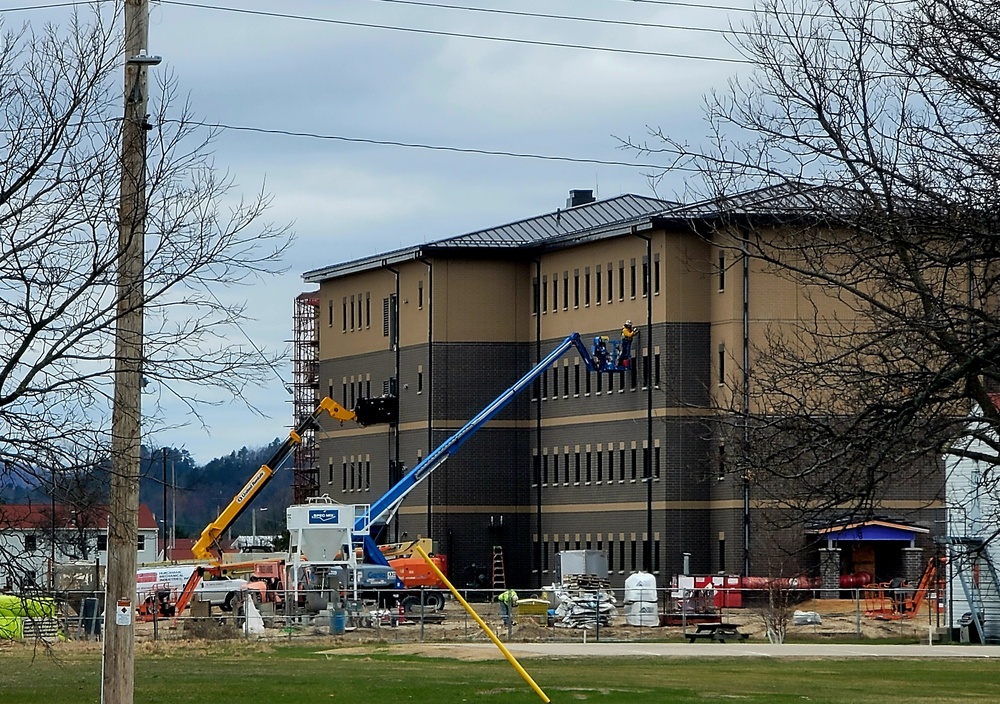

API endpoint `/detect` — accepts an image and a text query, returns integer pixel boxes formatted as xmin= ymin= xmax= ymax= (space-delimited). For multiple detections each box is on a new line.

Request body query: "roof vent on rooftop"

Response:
xmin=566 ymin=189 xmax=595 ymax=208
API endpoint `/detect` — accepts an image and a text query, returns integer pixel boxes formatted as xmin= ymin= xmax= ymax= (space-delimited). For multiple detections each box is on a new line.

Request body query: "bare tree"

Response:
xmin=0 ymin=3 xmax=290 ymax=558
xmin=630 ymin=0 xmax=1000 ymax=531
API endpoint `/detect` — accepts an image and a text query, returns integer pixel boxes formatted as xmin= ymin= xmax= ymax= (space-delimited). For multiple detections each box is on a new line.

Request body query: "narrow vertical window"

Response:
xmin=619 ymin=540 xmax=626 ymax=572
xmin=596 ymin=264 xmax=602 ymax=304
xmin=719 ymin=252 xmax=726 ymax=291
xmin=563 ymin=272 xmax=569 ymax=310
xmin=342 ymin=382 xmax=347 ymax=406
xmin=608 ymin=540 xmax=614 ymax=569
xmin=630 ymin=540 xmax=637 ymax=571
xmin=654 ymin=445 xmax=661 ymax=479
xmin=574 ymin=364 xmax=580 ymax=396
xmin=342 ymin=297 xmax=347 ymax=332
xmin=552 ymin=367 xmax=559 ymax=397
xmin=417 ymin=369 xmax=424 ymax=393
xmin=418 ymin=280 xmax=424 ymax=309
xmin=653 ymin=539 xmax=661 ymax=572
xmin=563 ymin=365 xmax=569 ymax=397
xmin=584 ymin=267 xmax=591 ymax=306
xmin=328 ymin=460 xmax=334 ymax=484
xmin=607 ymin=448 xmax=614 ymax=481
xmin=542 ymin=454 xmax=549 ymax=484
xmin=574 ymin=451 xmax=581 ymax=483
xmin=532 ymin=277 xmax=539 ymax=315
xmin=654 ymin=352 xmax=661 ymax=386
xmin=533 ymin=453 xmax=540 ymax=485
xmin=619 ymin=447 xmax=626 ymax=481
xmin=365 ymin=460 xmax=371 ymax=490
xmin=541 ymin=370 xmax=548 ymax=399
xmin=596 ymin=450 xmax=603 ymax=482
xmin=618 ymin=260 xmax=625 ymax=301
xmin=383 ymin=297 xmax=390 ymax=336
xmin=718 ymin=343 xmax=726 ymax=385
xmin=328 ymin=299 xmax=334 ymax=327
xmin=365 ymin=292 xmax=371 ymax=328
xmin=630 ymin=258 xmax=637 ymax=298
xmin=585 ymin=451 xmax=592 ymax=483
xmin=573 ymin=269 xmax=580 ymax=308
xmin=553 ymin=273 xmax=558 ymax=311
xmin=607 ymin=263 xmax=613 ymax=303
xmin=542 ymin=276 xmax=548 ymax=313
xmin=342 ymin=461 xmax=347 ymax=491
xmin=631 ymin=447 xmax=637 ymax=481
xmin=585 ymin=367 xmax=591 ymax=395
xmin=654 ymin=253 xmax=661 ymax=294
xmin=641 ymin=256 xmax=649 ymax=297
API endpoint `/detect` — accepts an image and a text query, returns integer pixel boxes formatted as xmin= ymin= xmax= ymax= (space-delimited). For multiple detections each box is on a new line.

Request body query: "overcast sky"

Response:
xmin=18 ymin=0 xmax=755 ymax=464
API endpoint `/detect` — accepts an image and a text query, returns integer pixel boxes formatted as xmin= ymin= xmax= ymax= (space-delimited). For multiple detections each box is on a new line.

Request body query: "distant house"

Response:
xmin=0 ymin=503 xmax=159 ymax=591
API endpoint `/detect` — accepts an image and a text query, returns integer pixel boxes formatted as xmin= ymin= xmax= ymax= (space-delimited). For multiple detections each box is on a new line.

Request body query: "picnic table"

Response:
xmin=684 ymin=622 xmax=750 ymax=643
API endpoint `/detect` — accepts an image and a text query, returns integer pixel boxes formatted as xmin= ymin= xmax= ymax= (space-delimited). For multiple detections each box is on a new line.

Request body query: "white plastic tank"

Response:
xmin=624 ymin=571 xmax=658 ymax=627
xmin=624 ymin=571 xmax=657 ymax=604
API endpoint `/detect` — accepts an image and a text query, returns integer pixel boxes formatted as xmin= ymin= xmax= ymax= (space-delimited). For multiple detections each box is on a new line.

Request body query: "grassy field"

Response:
xmin=4 ymin=642 xmax=999 ymax=704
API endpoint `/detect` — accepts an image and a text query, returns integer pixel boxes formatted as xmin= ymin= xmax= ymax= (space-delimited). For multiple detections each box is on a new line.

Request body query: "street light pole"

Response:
xmin=103 ymin=2 xmax=158 ymax=702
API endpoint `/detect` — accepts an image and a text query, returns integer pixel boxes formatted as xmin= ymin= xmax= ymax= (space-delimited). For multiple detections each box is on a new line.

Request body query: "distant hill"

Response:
xmin=1 ymin=440 xmax=293 ymax=541
xmin=139 ymin=440 xmax=289 ymax=539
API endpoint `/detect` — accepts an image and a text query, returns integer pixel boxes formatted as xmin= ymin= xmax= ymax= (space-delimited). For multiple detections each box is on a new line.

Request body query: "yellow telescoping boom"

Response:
xmin=191 ymin=397 xmax=358 ymax=563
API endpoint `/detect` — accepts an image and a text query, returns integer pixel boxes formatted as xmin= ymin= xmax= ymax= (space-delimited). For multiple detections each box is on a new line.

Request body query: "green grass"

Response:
xmin=5 ymin=643 xmax=999 ymax=703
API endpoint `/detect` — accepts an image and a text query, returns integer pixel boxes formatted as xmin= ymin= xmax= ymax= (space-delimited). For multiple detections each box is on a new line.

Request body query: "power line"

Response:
xmin=160 ymin=0 xmax=749 ymax=64
xmin=164 ymin=118 xmax=690 ymax=171
xmin=361 ymin=0 xmax=756 ymax=39
xmin=0 ymin=1 xmax=104 ymax=11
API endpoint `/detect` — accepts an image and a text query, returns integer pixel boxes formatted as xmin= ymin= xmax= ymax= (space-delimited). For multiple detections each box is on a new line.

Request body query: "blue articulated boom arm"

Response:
xmin=357 ymin=332 xmax=595 ymax=566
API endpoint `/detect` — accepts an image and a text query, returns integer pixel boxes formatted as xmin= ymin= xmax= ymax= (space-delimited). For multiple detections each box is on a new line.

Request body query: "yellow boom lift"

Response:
xmin=190 ymin=397 xmax=363 ymax=563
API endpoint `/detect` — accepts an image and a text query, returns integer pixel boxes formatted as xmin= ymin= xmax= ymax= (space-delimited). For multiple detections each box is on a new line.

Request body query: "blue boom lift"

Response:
xmin=353 ymin=328 xmax=637 ymax=573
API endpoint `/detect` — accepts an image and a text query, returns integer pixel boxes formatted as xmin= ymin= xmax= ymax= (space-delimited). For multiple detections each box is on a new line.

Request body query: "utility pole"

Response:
xmin=104 ymin=2 xmax=158 ymax=702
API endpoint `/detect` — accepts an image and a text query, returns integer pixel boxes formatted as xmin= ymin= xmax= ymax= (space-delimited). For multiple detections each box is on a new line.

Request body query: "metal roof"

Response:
xmin=432 ymin=193 xmax=676 ymax=248
xmin=659 ymin=183 xmax=866 ymax=221
xmin=303 ymin=193 xmax=677 ymax=283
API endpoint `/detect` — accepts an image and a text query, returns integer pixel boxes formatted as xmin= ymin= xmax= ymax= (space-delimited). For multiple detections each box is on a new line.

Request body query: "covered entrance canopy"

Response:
xmin=807 ymin=519 xmax=930 ymax=582
xmin=810 ymin=519 xmax=929 ymax=548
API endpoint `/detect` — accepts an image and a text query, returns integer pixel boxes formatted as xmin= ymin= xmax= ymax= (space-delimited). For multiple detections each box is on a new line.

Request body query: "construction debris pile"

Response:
xmin=548 ymin=550 xmax=618 ymax=629
xmin=550 ymin=583 xmax=617 ymax=629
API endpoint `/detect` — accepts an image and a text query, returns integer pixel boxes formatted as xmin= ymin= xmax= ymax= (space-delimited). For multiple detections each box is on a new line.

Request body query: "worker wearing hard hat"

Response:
xmin=498 ymin=588 xmax=519 ymax=626
xmin=619 ymin=320 xmax=638 ymax=368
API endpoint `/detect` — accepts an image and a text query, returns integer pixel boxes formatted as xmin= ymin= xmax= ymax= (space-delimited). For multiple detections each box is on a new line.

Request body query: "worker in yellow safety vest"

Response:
xmin=619 ymin=320 xmax=638 ymax=368
xmin=498 ymin=588 xmax=518 ymax=626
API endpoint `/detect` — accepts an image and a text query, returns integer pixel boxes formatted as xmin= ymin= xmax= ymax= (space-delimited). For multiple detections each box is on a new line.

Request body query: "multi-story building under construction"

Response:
xmin=300 ymin=189 xmax=943 ymax=589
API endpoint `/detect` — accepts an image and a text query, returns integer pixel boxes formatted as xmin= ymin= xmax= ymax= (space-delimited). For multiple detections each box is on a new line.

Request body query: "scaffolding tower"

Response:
xmin=292 ymin=292 xmax=321 ymax=504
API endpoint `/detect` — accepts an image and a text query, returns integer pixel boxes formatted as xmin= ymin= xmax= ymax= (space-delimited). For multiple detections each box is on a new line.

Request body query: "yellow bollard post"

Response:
xmin=413 ymin=545 xmax=550 ymax=703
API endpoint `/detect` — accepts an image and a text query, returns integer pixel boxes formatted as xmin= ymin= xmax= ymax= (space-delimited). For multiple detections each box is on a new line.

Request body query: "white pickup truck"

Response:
xmin=136 ymin=565 xmax=249 ymax=611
